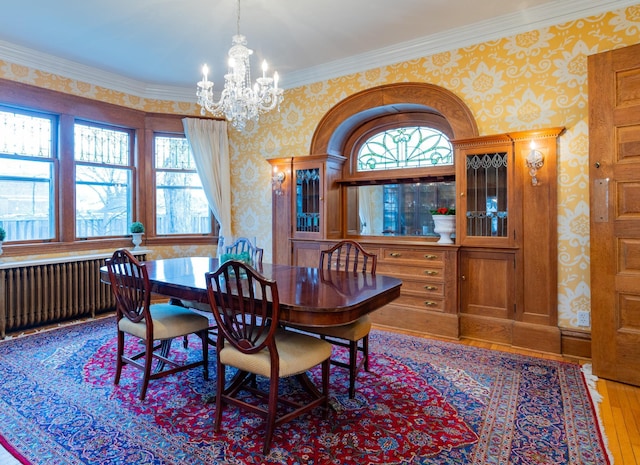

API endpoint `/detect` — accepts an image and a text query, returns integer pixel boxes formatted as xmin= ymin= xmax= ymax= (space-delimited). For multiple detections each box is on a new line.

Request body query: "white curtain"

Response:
xmin=358 ymin=185 xmax=377 ymax=234
xmin=182 ymin=118 xmax=232 ymax=242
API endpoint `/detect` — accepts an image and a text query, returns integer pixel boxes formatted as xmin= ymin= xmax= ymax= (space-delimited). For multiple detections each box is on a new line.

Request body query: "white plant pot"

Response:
xmin=131 ymin=233 xmax=143 ymax=250
xmin=432 ymin=215 xmax=456 ymax=244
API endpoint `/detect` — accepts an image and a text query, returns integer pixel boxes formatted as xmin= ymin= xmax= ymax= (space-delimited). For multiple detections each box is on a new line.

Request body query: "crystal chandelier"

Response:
xmin=196 ymin=0 xmax=283 ymax=131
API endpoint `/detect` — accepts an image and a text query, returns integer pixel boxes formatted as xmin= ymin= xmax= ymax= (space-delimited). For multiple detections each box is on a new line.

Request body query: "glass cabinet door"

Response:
xmin=465 ymin=152 xmax=508 ymax=237
xmin=457 ymin=140 xmax=513 ymax=246
xmin=295 ymin=167 xmax=321 ymax=233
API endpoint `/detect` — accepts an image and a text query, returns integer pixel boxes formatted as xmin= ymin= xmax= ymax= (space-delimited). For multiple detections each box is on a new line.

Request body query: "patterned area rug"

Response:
xmin=0 ymin=317 xmax=610 ymax=464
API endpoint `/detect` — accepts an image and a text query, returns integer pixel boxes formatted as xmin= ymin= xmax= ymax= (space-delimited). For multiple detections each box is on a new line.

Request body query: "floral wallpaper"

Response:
xmin=1 ymin=5 xmax=639 ymax=331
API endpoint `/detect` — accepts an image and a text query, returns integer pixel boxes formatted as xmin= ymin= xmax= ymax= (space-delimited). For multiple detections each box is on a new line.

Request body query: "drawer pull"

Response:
xmin=424 ymin=285 xmax=438 ymax=291
xmin=424 ymin=301 xmax=437 ymax=306
xmin=389 ymin=252 xmax=402 ymax=258
xmin=424 ymin=270 xmax=439 ymax=276
xmin=424 ymin=254 xmax=437 ymax=259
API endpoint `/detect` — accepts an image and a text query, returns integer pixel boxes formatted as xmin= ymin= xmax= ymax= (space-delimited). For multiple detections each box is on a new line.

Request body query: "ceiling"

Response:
xmin=0 ymin=0 xmax=635 ymax=101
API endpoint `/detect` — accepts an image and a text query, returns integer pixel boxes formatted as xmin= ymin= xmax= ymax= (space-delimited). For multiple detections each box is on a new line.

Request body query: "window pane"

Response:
xmin=357 ymin=126 xmax=453 ymax=171
xmin=156 ymin=171 xmax=211 ymax=235
xmin=0 ymin=159 xmax=54 ymax=241
xmin=76 ymin=165 xmax=131 ymax=237
xmin=0 ymin=110 xmax=52 ymax=158
xmin=74 ymin=123 xmax=130 ymax=164
xmin=155 ymin=136 xmax=196 ymax=170
xmin=0 ymin=107 xmax=55 ymax=242
xmin=154 ymin=135 xmax=212 ymax=235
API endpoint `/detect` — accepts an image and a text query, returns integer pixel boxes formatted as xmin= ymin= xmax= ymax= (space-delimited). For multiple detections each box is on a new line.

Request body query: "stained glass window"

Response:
xmin=357 ymin=126 xmax=453 ymax=172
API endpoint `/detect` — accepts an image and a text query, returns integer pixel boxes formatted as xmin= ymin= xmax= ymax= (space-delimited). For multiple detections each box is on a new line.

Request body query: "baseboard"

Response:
xmin=560 ymin=328 xmax=592 ymax=359
xmin=370 ymin=305 xmax=459 ymax=339
xmin=512 ymin=321 xmax=561 ymax=354
xmin=371 ymin=307 xmax=592 ymax=359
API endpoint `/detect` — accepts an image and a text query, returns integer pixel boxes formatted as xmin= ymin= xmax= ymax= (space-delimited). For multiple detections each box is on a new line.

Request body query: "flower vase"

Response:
xmin=131 ymin=233 xmax=143 ymax=250
xmin=432 ymin=215 xmax=456 ymax=244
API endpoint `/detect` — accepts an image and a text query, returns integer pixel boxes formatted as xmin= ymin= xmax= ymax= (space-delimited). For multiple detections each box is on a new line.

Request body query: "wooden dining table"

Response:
xmin=101 ymin=256 xmax=402 ymax=327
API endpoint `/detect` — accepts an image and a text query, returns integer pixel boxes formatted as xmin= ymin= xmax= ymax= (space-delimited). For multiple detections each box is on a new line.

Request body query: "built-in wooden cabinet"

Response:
xmin=272 ymin=128 xmax=564 ymax=353
xmin=371 ymin=243 xmax=458 ymax=338
xmin=269 ymin=154 xmax=345 ymax=266
xmin=292 ymin=155 xmax=345 ymax=240
xmin=454 ymin=128 xmax=563 ymax=352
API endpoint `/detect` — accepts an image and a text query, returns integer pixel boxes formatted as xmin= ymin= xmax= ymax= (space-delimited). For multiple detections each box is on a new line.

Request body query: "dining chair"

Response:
xmin=106 ymin=249 xmax=209 ymax=400
xmin=291 ymin=240 xmax=376 ymax=398
xmin=223 ymin=237 xmax=264 ymax=267
xmin=177 ymin=237 xmax=264 ymax=346
xmin=205 ymin=260 xmax=331 ymax=455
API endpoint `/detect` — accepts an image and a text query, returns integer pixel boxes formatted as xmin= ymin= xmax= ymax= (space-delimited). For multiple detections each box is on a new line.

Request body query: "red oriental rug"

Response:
xmin=0 ymin=316 xmax=610 ymax=464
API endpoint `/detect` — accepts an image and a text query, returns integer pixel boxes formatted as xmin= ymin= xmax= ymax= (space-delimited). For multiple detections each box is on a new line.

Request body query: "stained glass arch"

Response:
xmin=357 ymin=126 xmax=453 ymax=172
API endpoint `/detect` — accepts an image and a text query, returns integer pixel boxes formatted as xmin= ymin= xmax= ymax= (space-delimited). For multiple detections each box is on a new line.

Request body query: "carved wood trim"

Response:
xmin=310 ymin=82 xmax=479 ymax=156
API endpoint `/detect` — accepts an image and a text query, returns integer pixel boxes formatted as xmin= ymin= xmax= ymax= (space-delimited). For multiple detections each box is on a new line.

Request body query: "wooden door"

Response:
xmin=589 ymin=43 xmax=640 ymax=387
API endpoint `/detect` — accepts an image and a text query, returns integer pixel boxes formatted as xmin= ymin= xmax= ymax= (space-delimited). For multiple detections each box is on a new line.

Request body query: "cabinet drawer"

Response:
xmin=378 ymin=263 xmax=444 ymax=279
xmin=381 ymin=248 xmax=444 ymax=263
xmin=400 ymin=279 xmax=445 ymax=296
xmin=396 ymin=293 xmax=445 ymax=311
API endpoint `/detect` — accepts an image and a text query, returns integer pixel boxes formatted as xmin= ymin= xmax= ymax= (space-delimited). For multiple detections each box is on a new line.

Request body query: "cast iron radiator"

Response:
xmin=0 ymin=252 xmax=146 ymax=339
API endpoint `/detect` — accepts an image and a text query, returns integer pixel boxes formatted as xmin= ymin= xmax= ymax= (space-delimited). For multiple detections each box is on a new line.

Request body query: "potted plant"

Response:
xmin=430 ymin=208 xmax=456 ymax=244
xmin=130 ymin=222 xmax=144 ymax=250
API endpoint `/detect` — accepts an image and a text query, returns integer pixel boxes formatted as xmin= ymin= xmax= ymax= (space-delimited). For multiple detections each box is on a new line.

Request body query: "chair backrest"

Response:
xmin=105 ymin=249 xmax=151 ymax=324
xmin=225 ymin=237 xmax=264 ymax=266
xmin=205 ymin=260 xmax=278 ymax=354
xmin=319 ymin=240 xmax=377 ymax=274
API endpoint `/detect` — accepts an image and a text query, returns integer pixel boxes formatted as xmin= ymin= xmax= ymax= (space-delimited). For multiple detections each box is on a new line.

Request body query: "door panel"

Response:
xmin=459 ymin=250 xmax=515 ymax=322
xmin=589 ymin=43 xmax=640 ymax=386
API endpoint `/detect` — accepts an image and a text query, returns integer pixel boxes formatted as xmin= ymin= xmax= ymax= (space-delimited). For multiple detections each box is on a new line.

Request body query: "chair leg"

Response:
xmin=322 ymin=358 xmax=330 ymax=418
xmin=263 ymin=376 xmax=280 ymax=455
xmin=200 ymin=330 xmax=209 ymax=380
xmin=348 ymin=340 xmax=358 ymax=398
xmin=363 ymin=334 xmax=370 ymax=372
xmin=139 ymin=337 xmax=154 ymax=401
xmin=114 ymin=330 xmax=124 ymax=385
xmin=214 ymin=362 xmax=225 ymax=432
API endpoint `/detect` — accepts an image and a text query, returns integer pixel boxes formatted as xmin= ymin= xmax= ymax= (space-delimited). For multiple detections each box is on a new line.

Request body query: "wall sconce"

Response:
xmin=272 ymin=169 xmax=286 ymax=196
xmin=526 ymin=141 xmax=544 ymax=186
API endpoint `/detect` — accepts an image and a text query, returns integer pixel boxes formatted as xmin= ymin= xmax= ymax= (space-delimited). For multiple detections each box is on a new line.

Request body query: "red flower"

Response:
xmin=432 ymin=208 xmax=455 ymax=215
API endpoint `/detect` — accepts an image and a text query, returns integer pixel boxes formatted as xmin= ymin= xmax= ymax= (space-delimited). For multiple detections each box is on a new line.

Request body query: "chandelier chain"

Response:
xmin=196 ymin=0 xmax=283 ymax=131
xmin=236 ymin=0 xmax=240 ymax=36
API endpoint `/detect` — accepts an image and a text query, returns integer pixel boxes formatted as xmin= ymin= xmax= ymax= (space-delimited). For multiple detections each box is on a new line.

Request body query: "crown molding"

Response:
xmin=282 ymin=0 xmax=638 ymax=88
xmin=0 ymin=39 xmax=195 ymax=102
xmin=0 ymin=0 xmax=636 ymax=102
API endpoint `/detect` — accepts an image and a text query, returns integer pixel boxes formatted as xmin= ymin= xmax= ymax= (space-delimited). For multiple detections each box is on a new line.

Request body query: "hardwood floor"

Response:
xmin=3 ymin=317 xmax=639 ymax=464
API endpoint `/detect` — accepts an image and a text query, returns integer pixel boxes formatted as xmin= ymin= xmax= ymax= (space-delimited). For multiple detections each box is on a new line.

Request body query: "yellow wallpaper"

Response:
xmin=1 ymin=5 xmax=639 ymax=331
